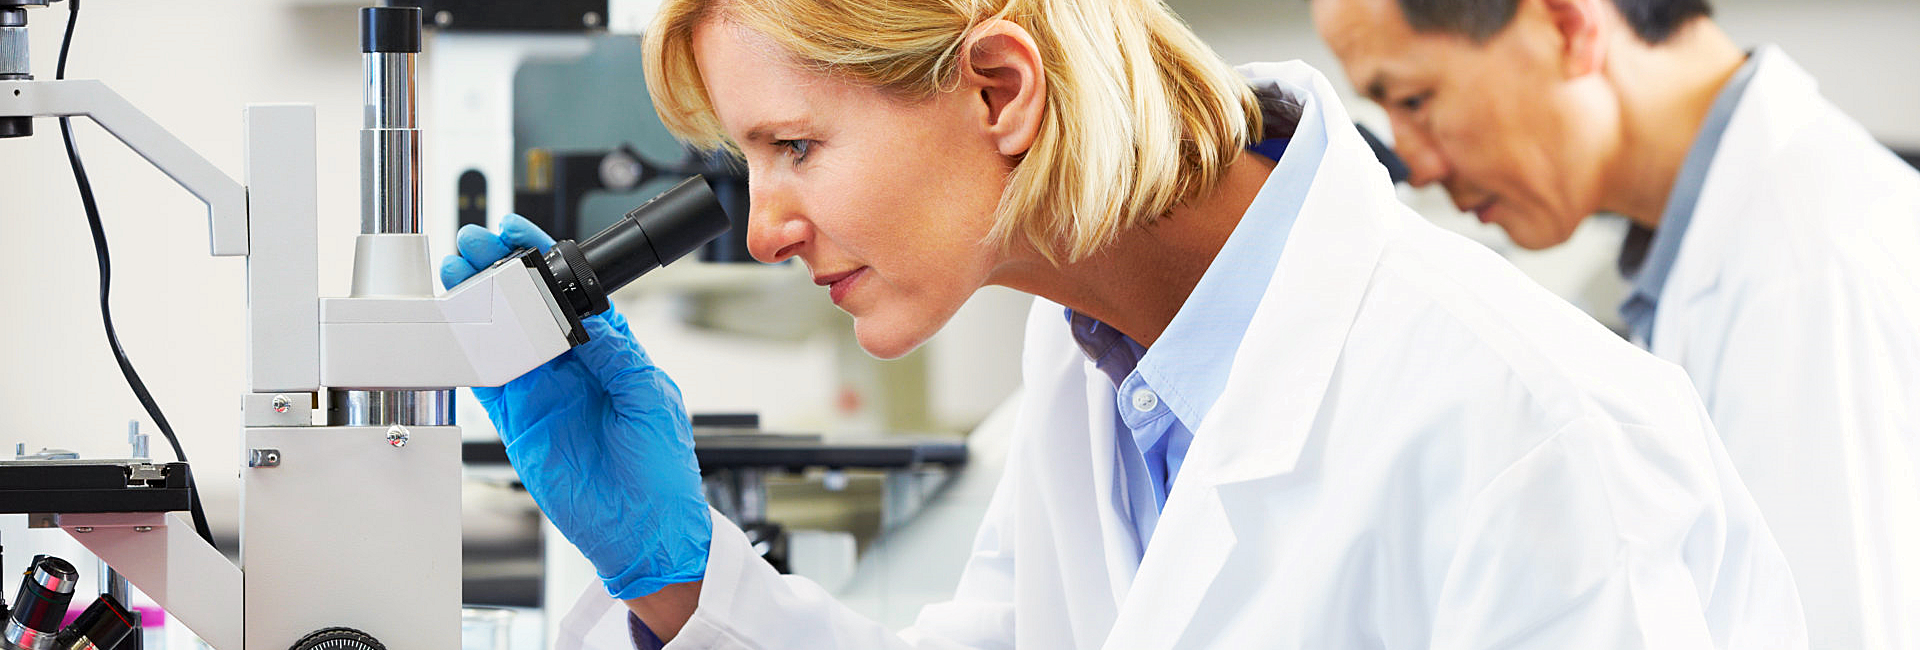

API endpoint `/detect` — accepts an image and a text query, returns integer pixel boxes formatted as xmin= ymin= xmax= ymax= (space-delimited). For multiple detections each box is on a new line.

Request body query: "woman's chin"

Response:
xmin=853 ymin=316 xmax=936 ymax=360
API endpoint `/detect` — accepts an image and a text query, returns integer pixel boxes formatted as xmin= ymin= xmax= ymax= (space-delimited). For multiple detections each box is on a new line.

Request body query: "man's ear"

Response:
xmin=956 ymin=19 xmax=1046 ymax=157
xmin=1536 ymin=0 xmax=1608 ymax=78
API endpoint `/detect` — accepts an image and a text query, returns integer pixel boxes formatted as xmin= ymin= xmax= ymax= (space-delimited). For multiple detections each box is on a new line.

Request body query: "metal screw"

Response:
xmin=822 ymin=469 xmax=849 ymax=492
xmin=583 ymin=11 xmax=602 ymax=27
xmin=271 ymin=395 xmax=293 ymax=413
xmin=386 ymin=425 xmax=410 ymax=448
xmin=133 ymin=526 xmax=153 ymax=533
xmin=248 ymin=448 xmax=282 ymax=468
xmin=74 ymin=526 xmax=93 ymax=534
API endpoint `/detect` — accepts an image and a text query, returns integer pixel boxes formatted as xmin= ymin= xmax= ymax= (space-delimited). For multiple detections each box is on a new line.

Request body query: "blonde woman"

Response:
xmin=441 ymin=0 xmax=1806 ymax=647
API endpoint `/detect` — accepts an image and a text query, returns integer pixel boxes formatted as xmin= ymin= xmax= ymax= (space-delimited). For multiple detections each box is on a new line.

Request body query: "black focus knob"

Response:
xmin=287 ymin=627 xmax=386 ymax=650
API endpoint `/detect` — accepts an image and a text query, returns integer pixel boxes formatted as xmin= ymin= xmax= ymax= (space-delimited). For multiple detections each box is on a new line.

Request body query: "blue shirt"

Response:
xmin=1064 ymin=124 xmax=1324 ymax=554
xmin=1618 ymin=51 xmax=1763 ymax=345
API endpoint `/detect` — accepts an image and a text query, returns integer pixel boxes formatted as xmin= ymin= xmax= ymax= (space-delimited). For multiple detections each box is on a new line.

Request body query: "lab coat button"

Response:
xmin=1131 ymin=389 xmax=1159 ymax=412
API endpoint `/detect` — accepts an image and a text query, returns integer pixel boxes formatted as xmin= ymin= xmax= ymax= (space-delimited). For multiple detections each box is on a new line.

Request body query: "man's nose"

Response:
xmin=1390 ymin=120 xmax=1449 ymax=187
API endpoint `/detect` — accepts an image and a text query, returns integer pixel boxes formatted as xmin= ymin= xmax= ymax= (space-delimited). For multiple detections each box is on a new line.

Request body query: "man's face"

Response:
xmin=1314 ymin=0 xmax=1620 ymax=249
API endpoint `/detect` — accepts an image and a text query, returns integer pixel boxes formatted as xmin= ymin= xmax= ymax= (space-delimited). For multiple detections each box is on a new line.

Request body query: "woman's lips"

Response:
xmin=822 ymin=267 xmax=868 ymax=306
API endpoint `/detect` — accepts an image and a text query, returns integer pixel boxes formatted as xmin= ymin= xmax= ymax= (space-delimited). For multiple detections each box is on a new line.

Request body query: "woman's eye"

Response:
xmin=773 ymin=139 xmax=814 ymax=163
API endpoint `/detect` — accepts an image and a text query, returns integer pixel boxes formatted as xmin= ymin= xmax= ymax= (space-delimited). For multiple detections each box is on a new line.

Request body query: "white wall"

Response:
xmin=1169 ymin=0 xmax=1920 ymax=145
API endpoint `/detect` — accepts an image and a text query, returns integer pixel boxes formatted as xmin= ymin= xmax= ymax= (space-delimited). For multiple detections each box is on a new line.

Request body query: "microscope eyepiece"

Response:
xmin=4 ymin=555 xmax=78 ymax=650
xmin=539 ymin=175 xmax=732 ymax=321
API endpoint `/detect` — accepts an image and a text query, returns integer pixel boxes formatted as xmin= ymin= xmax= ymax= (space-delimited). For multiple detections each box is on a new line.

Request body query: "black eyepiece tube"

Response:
xmin=5 ymin=555 xmax=78 ymax=649
xmin=540 ymin=176 xmax=731 ymax=320
xmin=588 ymin=176 xmax=732 ymax=294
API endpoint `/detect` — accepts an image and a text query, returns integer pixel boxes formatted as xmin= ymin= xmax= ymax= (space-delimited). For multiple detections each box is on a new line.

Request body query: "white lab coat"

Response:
xmin=558 ymin=61 xmax=1807 ymax=649
xmin=1642 ymin=46 xmax=1920 ymax=649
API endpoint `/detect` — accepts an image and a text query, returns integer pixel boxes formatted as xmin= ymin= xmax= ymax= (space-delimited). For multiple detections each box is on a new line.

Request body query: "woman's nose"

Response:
xmin=745 ymin=185 xmax=810 ymax=264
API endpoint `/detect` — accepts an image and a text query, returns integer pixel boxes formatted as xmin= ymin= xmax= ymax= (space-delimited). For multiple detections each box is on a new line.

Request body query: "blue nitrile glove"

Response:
xmin=442 ymin=214 xmax=712 ymax=599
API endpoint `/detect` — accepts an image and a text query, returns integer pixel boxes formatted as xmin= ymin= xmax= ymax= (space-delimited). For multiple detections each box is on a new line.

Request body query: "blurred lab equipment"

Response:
xmin=461 ymin=607 xmax=515 ymax=650
xmin=416 ymin=6 xmax=752 ymax=262
xmin=461 ymin=417 xmax=966 ymax=580
xmin=1352 ymin=123 xmax=1408 ymax=184
xmin=0 ymin=3 xmax=726 ymax=648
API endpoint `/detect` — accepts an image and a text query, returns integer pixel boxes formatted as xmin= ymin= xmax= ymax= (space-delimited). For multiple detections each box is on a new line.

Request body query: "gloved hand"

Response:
xmin=442 ymin=214 xmax=711 ymax=599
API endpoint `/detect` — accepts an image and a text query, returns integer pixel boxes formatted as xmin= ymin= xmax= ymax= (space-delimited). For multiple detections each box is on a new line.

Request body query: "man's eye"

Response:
xmin=1397 ymin=92 xmax=1431 ymax=113
xmin=773 ymin=139 xmax=814 ymax=162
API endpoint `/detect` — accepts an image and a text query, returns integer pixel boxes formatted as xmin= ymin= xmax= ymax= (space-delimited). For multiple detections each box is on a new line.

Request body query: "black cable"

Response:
xmin=56 ymin=0 xmax=216 ymax=547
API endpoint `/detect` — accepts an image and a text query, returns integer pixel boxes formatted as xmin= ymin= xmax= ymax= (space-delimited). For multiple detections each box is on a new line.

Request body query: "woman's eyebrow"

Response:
xmin=744 ymin=119 xmax=810 ymax=143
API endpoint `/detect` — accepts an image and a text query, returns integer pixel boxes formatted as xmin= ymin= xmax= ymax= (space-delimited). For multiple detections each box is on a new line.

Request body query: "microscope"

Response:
xmin=0 ymin=2 xmax=728 ymax=648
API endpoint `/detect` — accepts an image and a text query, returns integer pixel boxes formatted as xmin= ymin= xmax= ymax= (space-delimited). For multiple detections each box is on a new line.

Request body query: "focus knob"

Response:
xmin=288 ymin=627 xmax=386 ymax=650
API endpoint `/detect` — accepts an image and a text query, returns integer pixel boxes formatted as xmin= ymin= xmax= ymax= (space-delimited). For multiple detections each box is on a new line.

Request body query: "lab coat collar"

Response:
xmin=1120 ymin=86 xmax=1320 ymax=445
xmin=1652 ymin=44 xmax=1821 ymax=334
xmin=1182 ymin=61 xmax=1396 ymax=484
xmin=1103 ymin=60 xmax=1400 ymax=647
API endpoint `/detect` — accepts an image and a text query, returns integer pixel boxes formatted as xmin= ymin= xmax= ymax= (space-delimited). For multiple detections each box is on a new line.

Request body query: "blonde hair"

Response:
xmin=644 ymin=0 xmax=1261 ymax=263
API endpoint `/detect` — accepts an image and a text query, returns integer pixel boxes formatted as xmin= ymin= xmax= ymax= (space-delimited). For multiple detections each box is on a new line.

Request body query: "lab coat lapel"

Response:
xmin=1695 ymin=46 xmax=1823 ymax=236
xmin=1104 ymin=61 xmax=1397 ymax=648
xmin=1076 ymin=362 xmax=1146 ymax=603
xmin=1192 ymin=111 xmax=1395 ymax=484
xmin=1657 ymin=46 xmax=1820 ymax=359
xmin=1014 ymin=320 xmax=1138 ymax=645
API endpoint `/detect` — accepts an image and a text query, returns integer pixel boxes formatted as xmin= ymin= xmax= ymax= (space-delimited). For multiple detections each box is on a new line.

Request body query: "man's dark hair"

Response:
xmin=1397 ymin=0 xmax=1713 ymax=44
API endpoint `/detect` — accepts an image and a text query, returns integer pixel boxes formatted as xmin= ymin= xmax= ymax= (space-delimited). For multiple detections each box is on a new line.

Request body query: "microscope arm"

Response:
xmin=55 ymin=513 xmax=244 ymax=650
xmin=318 ymin=257 xmax=578 ymax=389
xmin=0 ymin=79 xmax=249 ymax=256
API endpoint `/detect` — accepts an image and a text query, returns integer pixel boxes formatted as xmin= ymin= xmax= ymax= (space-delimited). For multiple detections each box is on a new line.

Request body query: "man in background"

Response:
xmin=1310 ymin=0 xmax=1920 ymax=646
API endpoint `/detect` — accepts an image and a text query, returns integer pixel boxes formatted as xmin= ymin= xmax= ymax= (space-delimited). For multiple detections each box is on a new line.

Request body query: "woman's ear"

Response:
xmin=956 ymin=19 xmax=1046 ymax=157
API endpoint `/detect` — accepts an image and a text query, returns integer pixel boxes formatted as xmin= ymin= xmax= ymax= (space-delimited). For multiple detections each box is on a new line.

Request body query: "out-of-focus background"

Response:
xmin=0 ymin=0 xmax=1912 ymax=646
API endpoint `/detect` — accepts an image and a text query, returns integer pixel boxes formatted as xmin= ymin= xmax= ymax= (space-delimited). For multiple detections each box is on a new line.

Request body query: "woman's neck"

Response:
xmin=995 ymin=152 xmax=1278 ymax=348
